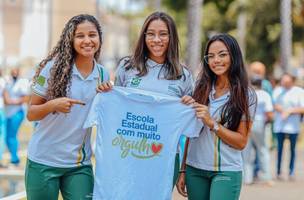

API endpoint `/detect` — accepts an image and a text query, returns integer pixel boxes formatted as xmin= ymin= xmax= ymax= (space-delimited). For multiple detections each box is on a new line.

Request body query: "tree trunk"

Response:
xmin=237 ymin=0 xmax=247 ymax=59
xmin=154 ymin=0 xmax=161 ymax=10
xmin=186 ymin=0 xmax=204 ymax=77
xmin=280 ymin=0 xmax=292 ymax=72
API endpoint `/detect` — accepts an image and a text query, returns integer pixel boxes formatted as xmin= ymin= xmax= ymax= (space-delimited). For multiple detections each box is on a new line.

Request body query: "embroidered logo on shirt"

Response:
xmin=36 ymin=75 xmax=46 ymax=86
xmin=130 ymin=77 xmax=141 ymax=87
xmin=168 ymin=84 xmax=181 ymax=96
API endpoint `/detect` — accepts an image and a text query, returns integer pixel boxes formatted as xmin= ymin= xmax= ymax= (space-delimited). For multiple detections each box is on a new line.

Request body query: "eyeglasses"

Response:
xmin=203 ymin=52 xmax=229 ymax=64
xmin=145 ymin=32 xmax=169 ymax=40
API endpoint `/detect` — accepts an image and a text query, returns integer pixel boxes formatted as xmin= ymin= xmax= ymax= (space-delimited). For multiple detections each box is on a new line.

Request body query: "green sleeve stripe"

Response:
xmin=97 ymin=66 xmax=104 ymax=84
xmin=32 ymin=90 xmax=47 ymax=99
xmin=218 ymin=138 xmax=221 ymax=171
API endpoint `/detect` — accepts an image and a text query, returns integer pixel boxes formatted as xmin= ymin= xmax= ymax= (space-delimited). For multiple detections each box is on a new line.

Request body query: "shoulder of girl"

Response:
xmin=35 ymin=60 xmax=55 ymax=87
xmin=42 ymin=60 xmax=55 ymax=72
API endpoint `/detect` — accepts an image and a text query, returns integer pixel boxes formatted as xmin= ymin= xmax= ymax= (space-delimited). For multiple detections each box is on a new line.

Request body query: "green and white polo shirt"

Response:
xmin=28 ymin=60 xmax=110 ymax=168
xmin=187 ymin=86 xmax=257 ymax=171
xmin=114 ymin=58 xmax=194 ymax=97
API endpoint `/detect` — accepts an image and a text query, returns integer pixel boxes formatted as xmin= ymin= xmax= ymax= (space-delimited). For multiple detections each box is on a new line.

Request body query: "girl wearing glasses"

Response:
xmin=98 ymin=11 xmax=194 ymax=186
xmin=177 ymin=33 xmax=257 ymax=200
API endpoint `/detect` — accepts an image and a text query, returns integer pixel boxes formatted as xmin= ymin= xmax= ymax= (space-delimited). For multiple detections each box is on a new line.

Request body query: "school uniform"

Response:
xmin=186 ymin=86 xmax=257 ymax=200
xmin=25 ymin=60 xmax=110 ymax=200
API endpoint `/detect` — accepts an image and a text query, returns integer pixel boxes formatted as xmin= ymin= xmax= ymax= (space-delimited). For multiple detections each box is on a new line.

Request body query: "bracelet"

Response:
xmin=210 ymin=121 xmax=220 ymax=134
xmin=179 ymin=170 xmax=186 ymax=173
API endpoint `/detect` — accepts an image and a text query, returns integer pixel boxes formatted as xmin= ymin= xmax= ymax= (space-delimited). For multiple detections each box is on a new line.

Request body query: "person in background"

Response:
xmin=249 ymin=61 xmax=273 ymax=95
xmin=249 ymin=61 xmax=274 ymax=178
xmin=243 ymin=76 xmax=273 ymax=185
xmin=3 ymin=67 xmax=29 ymax=167
xmin=273 ymin=73 xmax=304 ymax=181
xmin=0 ymin=69 xmax=7 ymax=168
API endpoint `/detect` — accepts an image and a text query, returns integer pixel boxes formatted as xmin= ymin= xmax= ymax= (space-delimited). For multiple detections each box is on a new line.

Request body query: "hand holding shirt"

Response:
xmin=84 ymin=86 xmax=203 ymax=200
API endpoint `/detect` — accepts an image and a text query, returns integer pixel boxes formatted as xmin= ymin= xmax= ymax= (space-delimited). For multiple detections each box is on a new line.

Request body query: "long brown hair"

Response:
xmin=193 ymin=34 xmax=256 ymax=131
xmin=125 ymin=11 xmax=183 ymax=80
xmin=33 ymin=14 xmax=102 ymax=100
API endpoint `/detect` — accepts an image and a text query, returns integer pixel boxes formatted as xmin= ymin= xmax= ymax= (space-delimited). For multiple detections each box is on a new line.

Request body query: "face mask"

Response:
xmin=12 ymin=76 xmax=18 ymax=82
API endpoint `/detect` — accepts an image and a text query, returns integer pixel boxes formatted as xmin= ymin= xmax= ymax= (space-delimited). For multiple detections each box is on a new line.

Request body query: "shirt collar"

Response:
xmin=146 ymin=58 xmax=163 ymax=68
xmin=209 ymin=84 xmax=230 ymax=102
xmin=72 ymin=60 xmax=99 ymax=80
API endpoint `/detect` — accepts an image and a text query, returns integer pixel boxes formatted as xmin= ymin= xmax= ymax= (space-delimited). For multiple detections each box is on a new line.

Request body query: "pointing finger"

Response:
xmin=68 ymin=98 xmax=86 ymax=105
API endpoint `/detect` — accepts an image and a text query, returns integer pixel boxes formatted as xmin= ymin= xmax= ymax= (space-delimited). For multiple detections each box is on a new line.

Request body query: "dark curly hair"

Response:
xmin=33 ymin=14 xmax=102 ymax=100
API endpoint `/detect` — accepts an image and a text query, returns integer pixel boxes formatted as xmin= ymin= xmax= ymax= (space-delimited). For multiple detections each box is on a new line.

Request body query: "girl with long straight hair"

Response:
xmin=177 ymin=33 xmax=257 ymax=200
xmin=98 ymin=11 xmax=194 ymax=186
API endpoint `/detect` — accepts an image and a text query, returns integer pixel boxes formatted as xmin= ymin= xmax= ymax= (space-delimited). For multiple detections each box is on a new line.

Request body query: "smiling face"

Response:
xmin=145 ymin=19 xmax=169 ymax=64
xmin=206 ymin=40 xmax=231 ymax=78
xmin=73 ymin=21 xmax=100 ymax=59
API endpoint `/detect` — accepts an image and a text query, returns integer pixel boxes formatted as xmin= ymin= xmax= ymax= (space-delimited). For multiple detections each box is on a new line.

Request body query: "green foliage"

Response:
xmin=292 ymin=0 xmax=304 ymax=43
xmin=205 ymin=0 xmax=235 ymax=13
xmin=162 ymin=0 xmax=304 ymax=73
xmin=244 ymin=0 xmax=280 ymax=71
xmin=128 ymin=0 xmax=304 ymax=74
xmin=163 ymin=0 xmax=187 ymax=11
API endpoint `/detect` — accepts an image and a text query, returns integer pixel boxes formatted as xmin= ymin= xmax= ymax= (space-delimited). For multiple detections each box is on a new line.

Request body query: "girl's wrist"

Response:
xmin=210 ymin=120 xmax=220 ymax=134
xmin=208 ymin=119 xmax=215 ymax=129
xmin=47 ymin=100 xmax=56 ymax=113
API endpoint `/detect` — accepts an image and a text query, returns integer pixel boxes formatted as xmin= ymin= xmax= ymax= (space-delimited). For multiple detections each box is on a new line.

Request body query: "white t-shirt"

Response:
xmin=84 ymin=86 xmax=203 ymax=200
xmin=187 ymin=87 xmax=257 ymax=171
xmin=5 ymin=78 xmax=30 ymax=117
xmin=28 ymin=60 xmax=110 ymax=167
xmin=254 ymin=89 xmax=273 ymax=122
xmin=273 ymin=86 xmax=304 ymax=134
xmin=0 ymin=77 xmax=6 ymax=109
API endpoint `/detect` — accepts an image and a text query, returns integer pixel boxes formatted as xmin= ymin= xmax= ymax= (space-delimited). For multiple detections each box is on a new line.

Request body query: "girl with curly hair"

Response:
xmin=25 ymin=14 xmax=109 ymax=200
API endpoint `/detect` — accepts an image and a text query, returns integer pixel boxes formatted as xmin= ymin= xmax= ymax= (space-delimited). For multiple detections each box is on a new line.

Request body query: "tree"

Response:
xmin=163 ymin=0 xmax=300 ymax=74
xmin=186 ymin=0 xmax=204 ymax=76
xmin=154 ymin=0 xmax=162 ymax=10
xmin=280 ymin=0 xmax=292 ymax=72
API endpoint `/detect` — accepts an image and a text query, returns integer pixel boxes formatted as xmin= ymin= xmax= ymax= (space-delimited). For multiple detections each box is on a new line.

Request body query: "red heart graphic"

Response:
xmin=151 ymin=143 xmax=163 ymax=154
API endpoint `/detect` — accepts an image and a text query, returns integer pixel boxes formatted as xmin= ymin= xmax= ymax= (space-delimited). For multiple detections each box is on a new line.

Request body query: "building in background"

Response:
xmin=1 ymin=0 xmax=23 ymax=68
xmin=0 ymin=0 xmax=131 ymax=78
